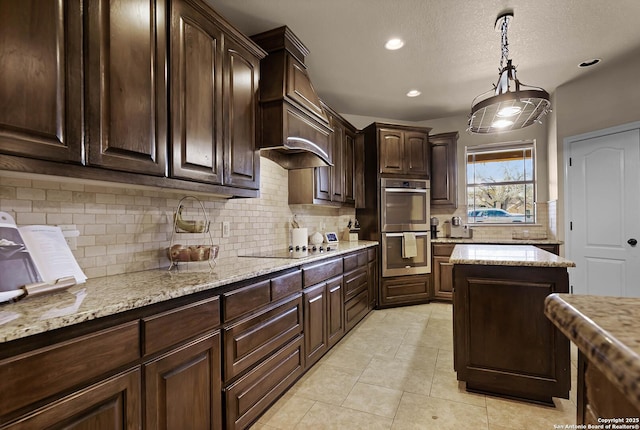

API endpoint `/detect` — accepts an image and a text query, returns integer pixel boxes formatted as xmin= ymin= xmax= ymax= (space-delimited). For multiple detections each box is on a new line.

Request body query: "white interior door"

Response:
xmin=566 ymin=126 xmax=640 ymax=297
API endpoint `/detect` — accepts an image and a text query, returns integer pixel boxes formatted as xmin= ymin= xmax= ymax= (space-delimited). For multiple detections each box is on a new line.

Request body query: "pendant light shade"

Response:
xmin=468 ymin=13 xmax=551 ymax=134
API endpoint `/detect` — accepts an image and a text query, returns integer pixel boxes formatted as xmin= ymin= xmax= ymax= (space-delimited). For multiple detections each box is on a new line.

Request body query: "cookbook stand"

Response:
xmin=168 ymin=196 xmax=217 ymax=271
xmin=2 ymin=276 xmax=78 ymax=304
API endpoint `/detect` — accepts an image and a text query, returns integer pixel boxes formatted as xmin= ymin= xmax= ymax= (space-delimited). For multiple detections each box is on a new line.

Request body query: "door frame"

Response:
xmin=563 ymin=120 xmax=640 ymax=291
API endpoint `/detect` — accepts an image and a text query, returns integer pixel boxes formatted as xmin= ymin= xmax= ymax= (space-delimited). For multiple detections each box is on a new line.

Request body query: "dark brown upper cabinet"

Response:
xmin=0 ymin=0 xmax=83 ymax=164
xmin=222 ymin=37 xmax=261 ymax=190
xmin=170 ymin=0 xmax=224 ymax=184
xmin=378 ymin=127 xmax=430 ymax=177
xmin=429 ymin=131 xmax=459 ymax=209
xmin=0 ymin=0 xmax=264 ymax=197
xmin=85 ymin=0 xmax=168 ymax=176
xmin=170 ymin=0 xmax=261 ymax=190
xmin=362 ymin=123 xmax=431 ymax=179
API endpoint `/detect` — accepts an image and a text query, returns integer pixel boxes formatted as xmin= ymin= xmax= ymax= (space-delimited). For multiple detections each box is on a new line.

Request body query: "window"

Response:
xmin=466 ymin=141 xmax=535 ymax=224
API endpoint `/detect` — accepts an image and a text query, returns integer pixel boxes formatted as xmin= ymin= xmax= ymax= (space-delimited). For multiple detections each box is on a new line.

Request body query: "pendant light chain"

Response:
xmin=500 ymin=17 xmax=509 ymax=71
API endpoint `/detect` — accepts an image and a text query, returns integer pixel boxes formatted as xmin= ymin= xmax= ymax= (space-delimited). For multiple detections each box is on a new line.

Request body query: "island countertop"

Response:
xmin=544 ymin=293 xmax=640 ymax=411
xmin=450 ymin=244 xmax=576 ymax=267
xmin=0 ymin=241 xmax=378 ymax=344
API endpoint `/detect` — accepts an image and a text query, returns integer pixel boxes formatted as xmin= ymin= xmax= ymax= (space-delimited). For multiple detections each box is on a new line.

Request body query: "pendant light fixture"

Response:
xmin=468 ymin=12 xmax=551 ymax=134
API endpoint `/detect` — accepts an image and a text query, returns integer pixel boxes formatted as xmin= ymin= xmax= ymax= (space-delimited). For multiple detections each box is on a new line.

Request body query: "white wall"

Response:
xmin=552 ymin=47 xmax=640 ymax=242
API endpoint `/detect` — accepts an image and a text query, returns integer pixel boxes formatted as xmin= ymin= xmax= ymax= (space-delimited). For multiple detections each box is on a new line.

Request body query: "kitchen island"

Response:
xmin=451 ymin=244 xmax=575 ymax=405
xmin=545 ymin=294 xmax=640 ymax=424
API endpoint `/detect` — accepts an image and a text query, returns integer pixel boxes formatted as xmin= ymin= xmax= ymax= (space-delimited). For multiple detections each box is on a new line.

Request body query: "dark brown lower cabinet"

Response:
xmin=453 ymin=264 xmax=570 ymax=404
xmin=1 ymin=368 xmax=141 ymax=430
xmin=144 ymin=331 xmax=222 ymax=430
xmin=327 ymin=276 xmax=345 ymax=348
xmin=432 ymin=244 xmax=455 ymax=301
xmin=225 ymin=336 xmax=304 ymax=430
xmin=577 ymin=351 xmax=640 ymax=424
xmin=304 ymin=275 xmax=345 ymax=368
xmin=379 ymin=275 xmax=430 ymax=308
xmin=304 ymin=282 xmax=329 ymax=366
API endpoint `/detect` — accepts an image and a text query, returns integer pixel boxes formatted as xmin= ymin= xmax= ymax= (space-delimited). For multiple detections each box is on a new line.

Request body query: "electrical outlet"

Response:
xmin=222 ymin=221 xmax=230 ymax=238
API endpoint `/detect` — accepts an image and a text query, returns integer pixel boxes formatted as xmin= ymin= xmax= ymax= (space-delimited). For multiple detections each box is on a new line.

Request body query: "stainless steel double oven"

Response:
xmin=380 ymin=178 xmax=431 ymax=277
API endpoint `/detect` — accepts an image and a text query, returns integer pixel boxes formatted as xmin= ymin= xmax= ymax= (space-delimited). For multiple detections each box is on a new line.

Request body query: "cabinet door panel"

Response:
xmin=430 ymin=132 xmax=458 ymax=209
xmin=145 ymin=332 xmax=222 ymax=430
xmin=0 ymin=0 xmax=82 ymax=163
xmin=303 ymin=283 xmax=328 ymax=367
xmin=170 ymin=0 xmax=223 ymax=183
xmin=224 ymin=39 xmax=260 ymax=189
xmin=405 ymin=131 xmax=429 ymax=176
xmin=379 ymin=130 xmax=403 ymax=173
xmin=327 ymin=275 xmax=345 ymax=347
xmin=3 ymin=368 xmax=141 ymax=430
xmin=331 ymin=119 xmax=345 ymax=202
xmin=86 ymin=0 xmax=167 ymax=175
xmin=344 ymin=130 xmax=356 ymax=204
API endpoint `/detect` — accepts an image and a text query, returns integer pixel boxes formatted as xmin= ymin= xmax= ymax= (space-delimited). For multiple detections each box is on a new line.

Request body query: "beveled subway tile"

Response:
xmin=296 ymin=401 xmax=393 ymax=429
xmin=429 ymin=368 xmax=487 ymax=407
xmin=342 ymin=382 xmax=403 ymax=418
xmin=392 ymin=392 xmax=489 ymax=430
xmin=485 ymin=396 xmax=575 ymax=429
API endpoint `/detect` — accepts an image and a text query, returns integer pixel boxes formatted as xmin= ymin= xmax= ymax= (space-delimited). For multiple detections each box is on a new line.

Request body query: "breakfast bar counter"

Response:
xmin=451 ymin=244 xmax=575 ymax=404
xmin=545 ymin=294 xmax=640 ymax=423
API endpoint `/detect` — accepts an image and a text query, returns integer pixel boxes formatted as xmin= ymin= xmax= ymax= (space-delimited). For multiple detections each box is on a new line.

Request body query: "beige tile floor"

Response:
xmin=250 ymin=302 xmax=579 ymax=430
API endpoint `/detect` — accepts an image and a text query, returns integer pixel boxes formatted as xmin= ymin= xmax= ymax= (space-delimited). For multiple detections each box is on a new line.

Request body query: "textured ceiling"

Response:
xmin=207 ymin=0 xmax=640 ymax=122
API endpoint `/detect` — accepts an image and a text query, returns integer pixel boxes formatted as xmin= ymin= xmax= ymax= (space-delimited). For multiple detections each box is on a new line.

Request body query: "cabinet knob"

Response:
xmin=628 ymin=238 xmax=638 ymax=246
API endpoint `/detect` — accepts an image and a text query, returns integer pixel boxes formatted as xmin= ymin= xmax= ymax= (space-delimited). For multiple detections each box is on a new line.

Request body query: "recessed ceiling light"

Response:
xmin=406 ymin=90 xmax=421 ymax=97
xmin=385 ymin=38 xmax=404 ymax=50
xmin=579 ymin=58 xmax=601 ymax=68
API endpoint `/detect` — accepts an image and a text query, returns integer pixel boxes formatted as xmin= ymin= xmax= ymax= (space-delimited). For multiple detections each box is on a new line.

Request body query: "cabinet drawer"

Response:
xmin=345 ymin=289 xmax=369 ymax=332
xmin=0 ymin=321 xmax=140 ymax=418
xmin=302 ymin=258 xmax=343 ymax=287
xmin=1 ymin=367 xmax=141 ymax=430
xmin=343 ymin=251 xmax=367 ymax=272
xmin=223 ymin=279 xmax=271 ymax=322
xmin=343 ymin=266 xmax=368 ymax=301
xmin=225 ymin=336 xmax=303 ymax=430
xmin=223 ymin=295 xmax=303 ymax=381
xmin=142 ymin=296 xmax=220 ymax=356
xmin=271 ymin=270 xmax=302 ymax=302
xmin=433 ymin=243 xmax=455 ymax=256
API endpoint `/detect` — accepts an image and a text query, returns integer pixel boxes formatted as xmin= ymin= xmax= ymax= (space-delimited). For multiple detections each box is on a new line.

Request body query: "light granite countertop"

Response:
xmin=544 ymin=294 xmax=640 ymax=410
xmin=450 ymin=244 xmax=576 ymax=267
xmin=0 ymin=241 xmax=378 ymax=344
xmin=432 ymin=237 xmax=563 ymax=245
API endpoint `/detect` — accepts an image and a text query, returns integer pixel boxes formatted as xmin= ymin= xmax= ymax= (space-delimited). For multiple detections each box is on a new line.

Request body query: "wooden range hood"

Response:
xmin=251 ymin=26 xmax=333 ymax=169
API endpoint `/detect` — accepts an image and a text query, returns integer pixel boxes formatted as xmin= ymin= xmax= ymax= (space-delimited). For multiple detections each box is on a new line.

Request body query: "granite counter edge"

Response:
xmin=544 ymin=293 xmax=640 ymax=411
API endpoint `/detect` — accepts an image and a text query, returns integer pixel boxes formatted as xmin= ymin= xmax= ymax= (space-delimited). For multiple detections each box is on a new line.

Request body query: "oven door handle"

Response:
xmin=384 ymin=232 xmax=430 ymax=237
xmin=383 ymin=188 xmax=428 ymax=193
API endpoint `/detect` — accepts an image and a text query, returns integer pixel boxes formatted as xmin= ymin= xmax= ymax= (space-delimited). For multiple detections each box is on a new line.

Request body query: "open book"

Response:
xmin=0 ymin=212 xmax=86 ymax=302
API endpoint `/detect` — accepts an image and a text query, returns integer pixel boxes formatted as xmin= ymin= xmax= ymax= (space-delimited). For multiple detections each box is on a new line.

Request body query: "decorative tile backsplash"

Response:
xmin=0 ymin=158 xmax=355 ymax=279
